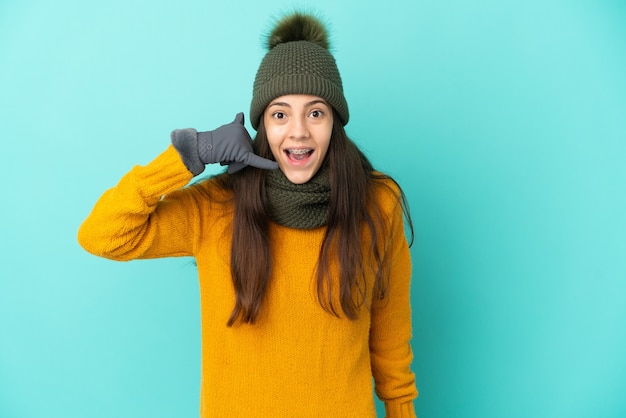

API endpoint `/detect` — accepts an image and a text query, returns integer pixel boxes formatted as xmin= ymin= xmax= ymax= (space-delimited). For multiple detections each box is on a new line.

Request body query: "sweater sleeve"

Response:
xmin=369 ymin=192 xmax=418 ymax=418
xmin=77 ymin=145 xmax=198 ymax=261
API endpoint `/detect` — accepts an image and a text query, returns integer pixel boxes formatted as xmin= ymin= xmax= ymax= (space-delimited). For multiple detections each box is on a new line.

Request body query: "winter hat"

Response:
xmin=250 ymin=12 xmax=349 ymax=130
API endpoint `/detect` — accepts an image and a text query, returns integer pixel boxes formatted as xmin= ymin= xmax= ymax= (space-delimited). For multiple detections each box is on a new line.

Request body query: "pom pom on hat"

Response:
xmin=267 ymin=12 xmax=330 ymax=50
xmin=250 ymin=12 xmax=349 ymax=130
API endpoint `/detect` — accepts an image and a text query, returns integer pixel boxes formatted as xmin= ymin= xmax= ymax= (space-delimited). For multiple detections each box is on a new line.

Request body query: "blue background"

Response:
xmin=1 ymin=0 xmax=625 ymax=417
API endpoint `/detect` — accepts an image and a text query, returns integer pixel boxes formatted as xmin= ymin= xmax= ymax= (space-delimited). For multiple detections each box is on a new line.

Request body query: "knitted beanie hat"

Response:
xmin=250 ymin=12 xmax=349 ymax=130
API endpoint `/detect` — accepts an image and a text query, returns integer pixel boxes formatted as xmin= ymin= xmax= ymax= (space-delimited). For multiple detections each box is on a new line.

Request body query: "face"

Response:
xmin=263 ymin=94 xmax=333 ymax=184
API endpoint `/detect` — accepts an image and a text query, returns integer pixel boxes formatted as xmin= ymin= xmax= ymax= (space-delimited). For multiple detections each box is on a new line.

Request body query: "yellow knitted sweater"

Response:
xmin=78 ymin=145 xmax=418 ymax=417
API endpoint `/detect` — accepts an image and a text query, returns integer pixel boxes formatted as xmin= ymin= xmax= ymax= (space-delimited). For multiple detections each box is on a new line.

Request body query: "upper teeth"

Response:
xmin=289 ymin=149 xmax=311 ymax=155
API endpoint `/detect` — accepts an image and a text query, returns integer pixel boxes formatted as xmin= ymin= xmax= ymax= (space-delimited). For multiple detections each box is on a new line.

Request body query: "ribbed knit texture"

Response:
xmin=250 ymin=40 xmax=349 ymax=130
xmin=78 ymin=145 xmax=417 ymax=417
xmin=265 ymin=165 xmax=330 ymax=229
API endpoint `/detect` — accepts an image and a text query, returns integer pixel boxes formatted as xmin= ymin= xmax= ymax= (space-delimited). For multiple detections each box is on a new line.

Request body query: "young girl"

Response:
xmin=78 ymin=12 xmax=418 ymax=418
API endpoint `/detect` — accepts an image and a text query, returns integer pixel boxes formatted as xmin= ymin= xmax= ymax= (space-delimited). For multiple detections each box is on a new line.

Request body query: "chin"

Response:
xmin=284 ymin=174 xmax=313 ymax=184
xmin=281 ymin=168 xmax=317 ymax=184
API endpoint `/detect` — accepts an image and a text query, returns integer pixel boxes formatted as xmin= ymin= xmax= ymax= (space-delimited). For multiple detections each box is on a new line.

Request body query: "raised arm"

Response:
xmin=77 ymin=145 xmax=196 ymax=260
xmin=78 ymin=113 xmax=278 ymax=261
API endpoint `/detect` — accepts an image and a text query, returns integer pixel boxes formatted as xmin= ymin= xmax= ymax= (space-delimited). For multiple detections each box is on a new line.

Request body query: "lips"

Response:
xmin=285 ymin=148 xmax=314 ymax=161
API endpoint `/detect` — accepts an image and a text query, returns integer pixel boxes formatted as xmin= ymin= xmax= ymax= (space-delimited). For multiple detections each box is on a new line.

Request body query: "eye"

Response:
xmin=310 ymin=109 xmax=324 ymax=118
xmin=272 ymin=111 xmax=286 ymax=119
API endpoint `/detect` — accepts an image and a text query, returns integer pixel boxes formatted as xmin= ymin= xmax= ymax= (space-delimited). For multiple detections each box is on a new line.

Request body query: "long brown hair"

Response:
xmin=214 ymin=111 xmax=413 ymax=326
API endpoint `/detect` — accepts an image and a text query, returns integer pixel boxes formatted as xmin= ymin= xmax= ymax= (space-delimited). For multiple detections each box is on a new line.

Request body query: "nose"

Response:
xmin=288 ymin=115 xmax=309 ymax=139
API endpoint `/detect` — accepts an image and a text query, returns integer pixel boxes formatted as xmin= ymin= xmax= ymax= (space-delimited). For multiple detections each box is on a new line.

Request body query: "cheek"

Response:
xmin=319 ymin=142 xmax=330 ymax=160
xmin=265 ymin=128 xmax=282 ymax=158
xmin=318 ymin=127 xmax=333 ymax=157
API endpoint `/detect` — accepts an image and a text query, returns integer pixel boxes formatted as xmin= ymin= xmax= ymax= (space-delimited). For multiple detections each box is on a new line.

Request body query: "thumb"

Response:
xmin=232 ymin=112 xmax=245 ymax=126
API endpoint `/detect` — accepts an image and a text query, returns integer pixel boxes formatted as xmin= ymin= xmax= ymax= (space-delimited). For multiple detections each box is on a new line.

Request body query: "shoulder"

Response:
xmin=370 ymin=171 xmax=404 ymax=214
xmin=369 ymin=171 xmax=413 ymax=246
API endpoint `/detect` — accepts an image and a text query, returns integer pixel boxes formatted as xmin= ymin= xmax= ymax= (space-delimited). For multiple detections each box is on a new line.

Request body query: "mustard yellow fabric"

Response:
xmin=78 ymin=145 xmax=418 ymax=417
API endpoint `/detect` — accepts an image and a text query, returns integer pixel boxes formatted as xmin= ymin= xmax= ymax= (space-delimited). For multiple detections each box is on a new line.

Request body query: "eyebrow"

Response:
xmin=268 ymin=99 xmax=328 ymax=108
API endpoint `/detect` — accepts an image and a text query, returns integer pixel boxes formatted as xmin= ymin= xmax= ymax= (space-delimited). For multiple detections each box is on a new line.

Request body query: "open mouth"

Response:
xmin=285 ymin=148 xmax=314 ymax=162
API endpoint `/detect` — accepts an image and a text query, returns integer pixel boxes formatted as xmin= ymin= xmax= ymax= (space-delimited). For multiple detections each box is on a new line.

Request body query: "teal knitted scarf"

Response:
xmin=265 ymin=167 xmax=331 ymax=229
